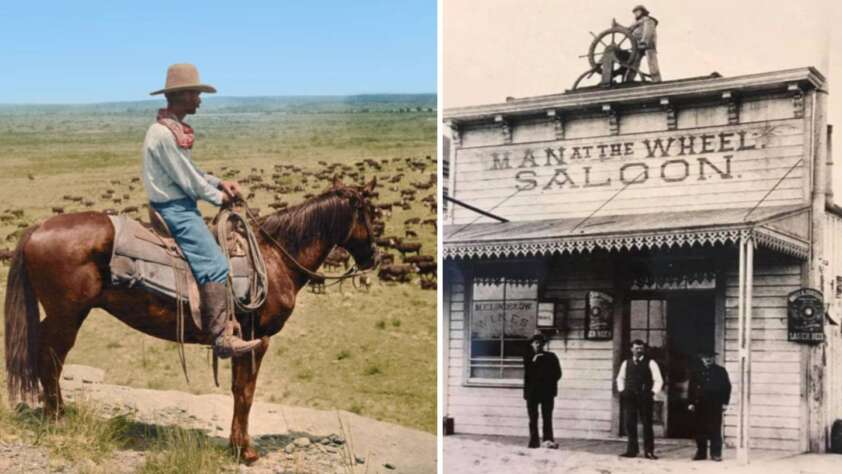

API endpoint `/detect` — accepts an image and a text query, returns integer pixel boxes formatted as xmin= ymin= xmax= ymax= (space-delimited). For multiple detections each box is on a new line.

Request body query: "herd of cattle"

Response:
xmin=0 ymin=155 xmax=438 ymax=293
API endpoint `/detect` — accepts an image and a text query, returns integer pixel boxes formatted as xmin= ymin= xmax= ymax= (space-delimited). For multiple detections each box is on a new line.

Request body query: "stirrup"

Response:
xmin=213 ymin=334 xmax=261 ymax=359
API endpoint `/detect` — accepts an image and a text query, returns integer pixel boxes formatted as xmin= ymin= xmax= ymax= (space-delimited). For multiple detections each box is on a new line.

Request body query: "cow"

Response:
xmin=393 ymin=239 xmax=422 ymax=257
xmin=378 ymin=263 xmax=417 ymax=283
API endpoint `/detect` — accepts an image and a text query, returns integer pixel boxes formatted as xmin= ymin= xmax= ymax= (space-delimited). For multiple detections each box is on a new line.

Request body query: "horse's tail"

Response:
xmin=4 ymin=225 xmax=41 ymax=404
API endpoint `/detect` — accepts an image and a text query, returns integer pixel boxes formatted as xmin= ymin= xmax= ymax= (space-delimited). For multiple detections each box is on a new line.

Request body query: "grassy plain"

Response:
xmin=0 ymin=95 xmax=437 ymax=439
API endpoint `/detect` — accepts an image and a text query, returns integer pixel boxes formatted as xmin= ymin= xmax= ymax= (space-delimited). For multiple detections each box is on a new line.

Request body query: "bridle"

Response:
xmin=241 ymin=189 xmax=376 ymax=284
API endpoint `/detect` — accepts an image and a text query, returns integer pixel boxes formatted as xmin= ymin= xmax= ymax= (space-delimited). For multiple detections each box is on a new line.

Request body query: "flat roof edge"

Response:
xmin=444 ymin=67 xmax=825 ymax=123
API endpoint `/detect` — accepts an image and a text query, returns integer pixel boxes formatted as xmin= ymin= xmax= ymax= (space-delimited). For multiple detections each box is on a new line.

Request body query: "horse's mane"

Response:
xmin=259 ymin=189 xmax=354 ymax=253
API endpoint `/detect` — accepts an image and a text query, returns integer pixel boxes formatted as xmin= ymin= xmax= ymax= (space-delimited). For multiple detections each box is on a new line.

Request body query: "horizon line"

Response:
xmin=0 ymin=91 xmax=438 ymax=107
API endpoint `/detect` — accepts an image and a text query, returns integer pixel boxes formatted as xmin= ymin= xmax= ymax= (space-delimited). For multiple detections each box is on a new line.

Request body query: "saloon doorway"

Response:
xmin=620 ymin=293 xmax=716 ymax=439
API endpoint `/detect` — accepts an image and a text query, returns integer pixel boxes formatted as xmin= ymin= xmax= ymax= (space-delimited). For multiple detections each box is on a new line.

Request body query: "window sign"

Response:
xmin=469 ymin=275 xmax=538 ymax=380
xmin=537 ymin=302 xmax=555 ymax=327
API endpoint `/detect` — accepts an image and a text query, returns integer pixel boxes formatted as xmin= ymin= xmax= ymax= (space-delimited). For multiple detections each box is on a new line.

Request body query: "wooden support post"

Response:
xmin=736 ymin=235 xmax=754 ymax=464
xmin=808 ymin=87 xmax=829 ymax=453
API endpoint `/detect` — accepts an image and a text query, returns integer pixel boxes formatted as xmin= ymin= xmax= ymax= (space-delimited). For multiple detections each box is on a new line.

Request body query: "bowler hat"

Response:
xmin=529 ymin=333 xmax=546 ymax=344
xmin=698 ymin=349 xmax=719 ymax=356
xmin=150 ymin=63 xmax=217 ymax=96
xmin=632 ymin=5 xmax=650 ymax=15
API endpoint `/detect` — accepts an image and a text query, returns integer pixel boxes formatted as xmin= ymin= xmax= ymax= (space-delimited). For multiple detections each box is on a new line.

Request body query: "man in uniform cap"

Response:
xmin=143 ymin=63 xmax=262 ymax=359
xmin=523 ymin=333 xmax=562 ymax=448
xmin=628 ymin=5 xmax=662 ymax=82
xmin=688 ymin=349 xmax=731 ymax=461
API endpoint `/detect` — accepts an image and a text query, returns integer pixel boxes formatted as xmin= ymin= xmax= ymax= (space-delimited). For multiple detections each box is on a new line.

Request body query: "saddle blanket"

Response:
xmin=107 ymin=215 xmax=254 ymax=327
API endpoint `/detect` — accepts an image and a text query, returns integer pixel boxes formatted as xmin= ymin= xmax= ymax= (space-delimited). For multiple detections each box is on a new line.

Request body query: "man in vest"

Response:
xmin=616 ymin=339 xmax=663 ymax=459
xmin=688 ymin=350 xmax=731 ymax=461
xmin=143 ymin=63 xmax=261 ymax=359
xmin=523 ymin=333 xmax=562 ymax=449
xmin=627 ymin=5 xmax=662 ymax=82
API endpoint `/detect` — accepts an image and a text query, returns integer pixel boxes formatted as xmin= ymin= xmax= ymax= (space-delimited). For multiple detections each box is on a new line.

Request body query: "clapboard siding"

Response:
xmin=445 ymin=262 xmax=615 ymax=438
xmin=451 ymin=118 xmax=808 ymax=224
xmin=723 ymin=259 xmax=805 ymax=451
xmin=446 ymin=255 xmax=809 ymax=449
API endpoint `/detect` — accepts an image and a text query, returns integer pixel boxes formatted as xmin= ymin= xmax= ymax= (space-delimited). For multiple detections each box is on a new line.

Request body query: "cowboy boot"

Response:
xmin=199 ymin=282 xmax=261 ymax=359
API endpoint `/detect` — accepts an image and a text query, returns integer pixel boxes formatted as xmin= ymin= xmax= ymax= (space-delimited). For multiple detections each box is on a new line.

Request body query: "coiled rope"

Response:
xmin=216 ymin=208 xmax=269 ymax=313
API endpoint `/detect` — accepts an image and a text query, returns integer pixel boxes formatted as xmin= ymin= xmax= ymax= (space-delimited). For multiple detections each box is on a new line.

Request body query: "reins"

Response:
xmin=159 ymin=191 xmax=376 ymax=387
xmin=238 ymin=197 xmax=372 ymax=284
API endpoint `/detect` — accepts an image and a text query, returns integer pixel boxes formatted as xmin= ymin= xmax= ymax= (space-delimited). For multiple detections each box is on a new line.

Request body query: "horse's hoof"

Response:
xmin=239 ymin=446 xmax=260 ymax=465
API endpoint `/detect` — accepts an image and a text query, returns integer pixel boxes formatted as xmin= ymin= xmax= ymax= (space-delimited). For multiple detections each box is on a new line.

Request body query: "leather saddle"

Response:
xmin=107 ymin=208 xmax=256 ymax=331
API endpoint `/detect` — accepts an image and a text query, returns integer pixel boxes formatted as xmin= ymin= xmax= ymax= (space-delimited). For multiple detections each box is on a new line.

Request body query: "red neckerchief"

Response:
xmin=156 ymin=108 xmax=195 ymax=149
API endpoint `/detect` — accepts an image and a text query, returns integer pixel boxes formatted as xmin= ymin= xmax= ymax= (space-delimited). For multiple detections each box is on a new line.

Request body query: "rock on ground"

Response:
xmin=4 ymin=364 xmax=435 ymax=473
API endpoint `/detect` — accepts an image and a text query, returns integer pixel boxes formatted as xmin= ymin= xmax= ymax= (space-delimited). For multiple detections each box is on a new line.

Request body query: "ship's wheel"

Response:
xmin=572 ymin=20 xmax=651 ymax=90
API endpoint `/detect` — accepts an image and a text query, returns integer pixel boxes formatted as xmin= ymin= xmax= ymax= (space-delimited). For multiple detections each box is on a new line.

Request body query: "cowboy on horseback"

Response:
xmin=144 ymin=63 xmax=260 ymax=358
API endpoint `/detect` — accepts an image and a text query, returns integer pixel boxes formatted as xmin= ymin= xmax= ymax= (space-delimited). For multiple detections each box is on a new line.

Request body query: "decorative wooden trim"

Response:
xmin=547 ymin=109 xmax=564 ymax=140
xmin=660 ymin=97 xmax=677 ymax=130
xmin=603 ymin=104 xmax=619 ymax=135
xmin=445 ymin=120 xmax=462 ymax=147
xmin=494 ymin=114 xmax=512 ymax=144
xmin=443 ymin=226 xmax=809 ymax=260
xmin=789 ymin=83 xmax=805 ymax=119
xmin=722 ymin=91 xmax=739 ymax=125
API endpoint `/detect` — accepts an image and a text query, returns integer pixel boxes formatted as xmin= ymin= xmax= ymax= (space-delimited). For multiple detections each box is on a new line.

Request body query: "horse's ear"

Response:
xmin=364 ymin=177 xmax=377 ymax=193
xmin=332 ymin=176 xmax=345 ymax=188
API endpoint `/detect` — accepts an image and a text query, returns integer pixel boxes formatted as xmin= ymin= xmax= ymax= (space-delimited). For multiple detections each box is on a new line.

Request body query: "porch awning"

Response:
xmin=443 ymin=205 xmax=810 ymax=260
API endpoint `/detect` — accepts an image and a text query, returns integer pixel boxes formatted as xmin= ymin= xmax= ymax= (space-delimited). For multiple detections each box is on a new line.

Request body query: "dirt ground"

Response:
xmin=443 ymin=434 xmax=842 ymax=474
xmin=0 ymin=364 xmax=435 ymax=474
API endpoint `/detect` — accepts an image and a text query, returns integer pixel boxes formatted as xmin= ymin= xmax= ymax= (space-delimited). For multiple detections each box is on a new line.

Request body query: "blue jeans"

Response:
xmin=150 ymin=198 xmax=228 ymax=284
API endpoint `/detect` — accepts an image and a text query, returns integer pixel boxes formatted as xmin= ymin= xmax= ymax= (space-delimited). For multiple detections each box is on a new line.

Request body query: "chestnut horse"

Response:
xmin=4 ymin=178 xmax=378 ymax=463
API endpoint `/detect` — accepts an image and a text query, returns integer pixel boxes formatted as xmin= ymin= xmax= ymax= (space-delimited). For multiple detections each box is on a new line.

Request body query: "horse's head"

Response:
xmin=332 ymin=176 xmax=379 ymax=270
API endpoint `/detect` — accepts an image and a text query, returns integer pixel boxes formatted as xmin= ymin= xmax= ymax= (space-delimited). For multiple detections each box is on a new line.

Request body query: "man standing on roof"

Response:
xmin=628 ymin=5 xmax=662 ymax=82
xmin=143 ymin=63 xmax=261 ymax=359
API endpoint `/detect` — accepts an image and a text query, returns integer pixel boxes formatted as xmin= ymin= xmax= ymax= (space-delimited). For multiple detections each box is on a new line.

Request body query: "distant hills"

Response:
xmin=0 ymin=94 xmax=437 ymax=116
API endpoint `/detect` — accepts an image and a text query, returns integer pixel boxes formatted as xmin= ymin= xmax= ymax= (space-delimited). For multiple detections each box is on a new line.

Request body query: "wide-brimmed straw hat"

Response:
xmin=150 ymin=63 xmax=217 ymax=96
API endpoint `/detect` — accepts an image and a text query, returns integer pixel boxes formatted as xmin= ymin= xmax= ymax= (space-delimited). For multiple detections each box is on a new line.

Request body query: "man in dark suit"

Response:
xmin=523 ymin=333 xmax=562 ymax=448
xmin=616 ymin=339 xmax=664 ymax=459
xmin=688 ymin=350 xmax=731 ymax=461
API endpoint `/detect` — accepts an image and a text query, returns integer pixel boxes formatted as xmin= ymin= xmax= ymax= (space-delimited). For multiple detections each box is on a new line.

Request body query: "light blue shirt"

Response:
xmin=142 ymin=123 xmax=223 ymax=206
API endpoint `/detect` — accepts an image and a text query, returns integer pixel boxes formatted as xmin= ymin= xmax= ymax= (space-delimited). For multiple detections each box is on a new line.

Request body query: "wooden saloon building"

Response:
xmin=442 ymin=67 xmax=842 ymax=456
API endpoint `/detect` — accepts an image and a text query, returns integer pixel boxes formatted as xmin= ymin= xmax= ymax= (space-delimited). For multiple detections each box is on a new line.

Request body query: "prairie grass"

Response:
xmin=0 ymin=397 xmax=130 ymax=465
xmin=0 ymin=96 xmax=437 ymax=434
xmin=137 ymin=426 xmax=233 ymax=474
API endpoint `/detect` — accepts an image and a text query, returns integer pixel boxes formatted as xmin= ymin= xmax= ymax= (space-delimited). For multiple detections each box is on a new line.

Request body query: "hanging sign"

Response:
xmin=586 ymin=291 xmax=614 ymax=340
xmin=537 ymin=302 xmax=556 ymax=327
xmin=787 ymin=288 xmax=825 ymax=343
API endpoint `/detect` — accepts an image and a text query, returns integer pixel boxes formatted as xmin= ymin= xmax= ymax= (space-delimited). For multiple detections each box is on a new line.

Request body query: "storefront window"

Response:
xmin=469 ymin=276 xmax=538 ymax=382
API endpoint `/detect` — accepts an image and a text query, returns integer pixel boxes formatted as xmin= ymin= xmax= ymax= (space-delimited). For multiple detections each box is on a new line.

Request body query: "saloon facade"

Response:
xmin=442 ymin=68 xmax=842 ymax=454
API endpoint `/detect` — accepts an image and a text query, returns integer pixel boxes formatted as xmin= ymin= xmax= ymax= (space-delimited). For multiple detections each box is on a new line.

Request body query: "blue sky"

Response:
xmin=0 ymin=1 xmax=436 ymax=104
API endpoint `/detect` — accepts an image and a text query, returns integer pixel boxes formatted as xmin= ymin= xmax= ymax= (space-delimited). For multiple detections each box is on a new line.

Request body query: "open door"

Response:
xmin=622 ymin=294 xmax=716 ymax=439
xmin=665 ymin=294 xmax=716 ymax=438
